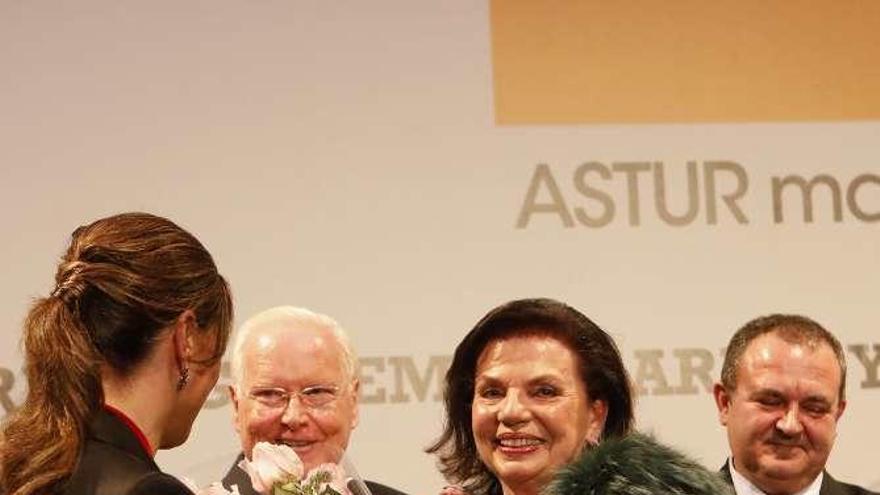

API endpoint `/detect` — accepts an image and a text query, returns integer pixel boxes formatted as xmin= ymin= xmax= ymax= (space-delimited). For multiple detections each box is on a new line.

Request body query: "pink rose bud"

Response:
xmin=239 ymin=442 xmax=305 ymax=494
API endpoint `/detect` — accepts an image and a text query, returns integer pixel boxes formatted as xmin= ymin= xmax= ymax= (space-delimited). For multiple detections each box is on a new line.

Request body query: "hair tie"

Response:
xmin=52 ymin=262 xmax=86 ymax=301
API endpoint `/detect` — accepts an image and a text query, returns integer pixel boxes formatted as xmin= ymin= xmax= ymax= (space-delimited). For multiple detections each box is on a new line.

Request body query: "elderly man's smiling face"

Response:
xmin=230 ymin=323 xmax=359 ymax=471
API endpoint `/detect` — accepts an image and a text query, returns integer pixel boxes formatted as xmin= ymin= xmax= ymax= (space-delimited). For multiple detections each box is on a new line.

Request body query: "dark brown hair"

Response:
xmin=426 ymin=298 xmax=634 ymax=495
xmin=720 ymin=313 xmax=846 ymax=400
xmin=0 ymin=212 xmax=233 ymax=495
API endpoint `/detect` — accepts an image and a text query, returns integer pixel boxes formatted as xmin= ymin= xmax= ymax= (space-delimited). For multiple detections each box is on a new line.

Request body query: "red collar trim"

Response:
xmin=102 ymin=403 xmax=154 ymax=457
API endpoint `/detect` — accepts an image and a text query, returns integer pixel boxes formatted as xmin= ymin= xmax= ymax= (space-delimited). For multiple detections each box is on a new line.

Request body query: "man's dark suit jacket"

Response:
xmin=62 ymin=408 xmax=193 ymax=495
xmin=721 ymin=460 xmax=879 ymax=495
xmin=222 ymin=453 xmax=409 ymax=495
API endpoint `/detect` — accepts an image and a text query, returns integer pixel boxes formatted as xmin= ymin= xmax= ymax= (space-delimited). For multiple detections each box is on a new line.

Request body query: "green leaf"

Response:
xmin=275 ymin=481 xmax=301 ymax=495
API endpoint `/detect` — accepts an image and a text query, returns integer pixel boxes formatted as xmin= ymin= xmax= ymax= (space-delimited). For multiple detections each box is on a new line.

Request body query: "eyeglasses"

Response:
xmin=247 ymin=385 xmax=341 ymax=410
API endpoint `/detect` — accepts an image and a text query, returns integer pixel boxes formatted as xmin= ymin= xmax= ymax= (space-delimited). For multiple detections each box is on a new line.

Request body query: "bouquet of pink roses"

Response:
xmin=179 ymin=442 xmax=362 ymax=495
xmin=238 ymin=442 xmax=350 ymax=495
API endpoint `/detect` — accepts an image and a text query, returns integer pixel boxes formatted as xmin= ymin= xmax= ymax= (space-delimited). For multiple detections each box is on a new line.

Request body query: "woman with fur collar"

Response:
xmin=427 ymin=298 xmax=730 ymax=495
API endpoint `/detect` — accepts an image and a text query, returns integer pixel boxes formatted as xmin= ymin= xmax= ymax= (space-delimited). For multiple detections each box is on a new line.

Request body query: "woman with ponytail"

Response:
xmin=0 ymin=212 xmax=234 ymax=495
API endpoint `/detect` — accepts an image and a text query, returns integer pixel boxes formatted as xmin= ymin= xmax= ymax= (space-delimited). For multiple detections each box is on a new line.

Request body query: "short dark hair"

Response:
xmin=426 ymin=298 xmax=634 ymax=495
xmin=720 ymin=313 xmax=846 ymax=400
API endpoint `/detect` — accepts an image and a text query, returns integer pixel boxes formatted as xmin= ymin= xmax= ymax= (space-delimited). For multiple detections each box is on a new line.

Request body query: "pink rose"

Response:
xmin=239 ymin=442 xmax=305 ymax=494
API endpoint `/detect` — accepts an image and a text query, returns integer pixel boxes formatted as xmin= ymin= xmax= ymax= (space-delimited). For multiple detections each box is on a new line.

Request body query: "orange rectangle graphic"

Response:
xmin=490 ymin=0 xmax=880 ymax=124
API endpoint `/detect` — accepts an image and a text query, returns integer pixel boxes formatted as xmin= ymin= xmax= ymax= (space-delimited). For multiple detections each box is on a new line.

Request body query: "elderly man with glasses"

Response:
xmin=222 ymin=306 xmax=407 ymax=495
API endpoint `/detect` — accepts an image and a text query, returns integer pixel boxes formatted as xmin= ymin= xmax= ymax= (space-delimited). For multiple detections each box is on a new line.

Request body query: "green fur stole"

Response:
xmin=546 ymin=433 xmax=733 ymax=495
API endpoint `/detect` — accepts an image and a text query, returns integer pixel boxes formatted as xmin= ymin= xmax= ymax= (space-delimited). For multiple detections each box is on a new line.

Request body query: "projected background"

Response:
xmin=1 ymin=1 xmax=878 ymax=492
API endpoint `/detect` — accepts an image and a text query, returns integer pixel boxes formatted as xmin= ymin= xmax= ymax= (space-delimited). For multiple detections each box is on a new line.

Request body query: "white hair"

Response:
xmin=230 ymin=306 xmax=358 ymax=387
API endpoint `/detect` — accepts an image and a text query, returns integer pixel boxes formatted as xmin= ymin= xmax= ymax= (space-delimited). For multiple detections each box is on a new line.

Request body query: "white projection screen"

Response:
xmin=1 ymin=2 xmax=878 ymax=493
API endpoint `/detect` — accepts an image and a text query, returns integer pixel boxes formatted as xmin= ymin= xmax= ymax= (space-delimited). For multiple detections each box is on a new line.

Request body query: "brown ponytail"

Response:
xmin=0 ymin=212 xmax=233 ymax=495
xmin=1 ymin=296 xmax=101 ymax=495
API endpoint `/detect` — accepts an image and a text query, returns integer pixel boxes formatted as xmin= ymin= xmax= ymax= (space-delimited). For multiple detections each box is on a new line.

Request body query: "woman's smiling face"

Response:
xmin=471 ymin=334 xmax=607 ymax=495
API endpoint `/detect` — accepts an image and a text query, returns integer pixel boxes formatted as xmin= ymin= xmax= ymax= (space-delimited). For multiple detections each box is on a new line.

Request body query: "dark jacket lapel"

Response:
xmin=89 ymin=409 xmax=157 ymax=466
xmin=720 ymin=461 xmax=734 ymax=485
xmin=222 ymin=453 xmax=259 ymax=495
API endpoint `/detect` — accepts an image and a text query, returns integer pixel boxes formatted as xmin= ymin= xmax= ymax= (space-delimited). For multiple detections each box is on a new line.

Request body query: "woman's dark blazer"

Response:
xmin=62 ymin=408 xmax=193 ymax=495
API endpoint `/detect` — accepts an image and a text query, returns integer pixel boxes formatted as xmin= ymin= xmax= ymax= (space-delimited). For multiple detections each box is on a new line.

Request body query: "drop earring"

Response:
xmin=177 ymin=367 xmax=190 ymax=391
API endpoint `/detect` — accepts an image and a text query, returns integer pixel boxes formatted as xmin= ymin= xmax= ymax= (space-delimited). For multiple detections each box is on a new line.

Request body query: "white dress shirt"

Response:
xmin=728 ymin=458 xmax=823 ymax=495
